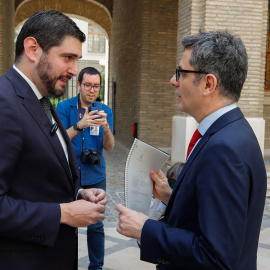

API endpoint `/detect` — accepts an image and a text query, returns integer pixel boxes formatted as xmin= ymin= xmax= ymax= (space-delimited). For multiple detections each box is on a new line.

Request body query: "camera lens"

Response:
xmin=88 ymin=150 xmax=100 ymax=165
xmin=81 ymin=149 xmax=100 ymax=166
xmin=90 ymin=157 xmax=100 ymax=166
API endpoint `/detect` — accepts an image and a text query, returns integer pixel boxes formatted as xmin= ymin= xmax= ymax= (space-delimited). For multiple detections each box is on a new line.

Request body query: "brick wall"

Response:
xmin=176 ymin=0 xmax=269 ymax=148
xmin=204 ymin=0 xmax=267 ymax=118
xmin=203 ymin=0 xmax=268 ymax=145
xmin=0 ymin=0 xmax=15 ymax=75
xmin=1 ymin=0 xmax=268 ymax=149
xmin=110 ymin=0 xmax=178 ymax=148
xmin=110 ymin=0 xmax=143 ymax=148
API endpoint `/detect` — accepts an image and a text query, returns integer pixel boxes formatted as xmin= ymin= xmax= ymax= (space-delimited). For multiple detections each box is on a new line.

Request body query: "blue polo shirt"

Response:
xmin=56 ymin=95 xmax=114 ymax=186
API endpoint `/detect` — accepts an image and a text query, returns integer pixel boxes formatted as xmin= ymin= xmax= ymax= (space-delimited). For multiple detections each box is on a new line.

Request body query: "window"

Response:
xmin=88 ymin=24 xmax=106 ymax=53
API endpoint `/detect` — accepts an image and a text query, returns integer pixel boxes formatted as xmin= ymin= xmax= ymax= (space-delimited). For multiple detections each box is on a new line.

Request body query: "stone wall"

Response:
xmin=0 ymin=0 xmax=268 ymax=150
xmin=177 ymin=0 xmax=268 ymax=119
xmin=110 ymin=0 xmax=178 ymax=148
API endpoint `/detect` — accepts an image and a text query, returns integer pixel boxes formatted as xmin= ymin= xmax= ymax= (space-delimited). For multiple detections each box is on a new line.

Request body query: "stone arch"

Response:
xmin=15 ymin=0 xmax=112 ymax=38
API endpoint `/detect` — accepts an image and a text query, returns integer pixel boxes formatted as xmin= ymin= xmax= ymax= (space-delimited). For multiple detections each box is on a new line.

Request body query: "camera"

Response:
xmin=81 ymin=148 xmax=100 ymax=166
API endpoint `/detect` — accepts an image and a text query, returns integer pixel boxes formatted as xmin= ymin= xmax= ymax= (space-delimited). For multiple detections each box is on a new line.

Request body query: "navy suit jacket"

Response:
xmin=0 ymin=67 xmax=80 ymax=270
xmin=141 ymin=108 xmax=267 ymax=270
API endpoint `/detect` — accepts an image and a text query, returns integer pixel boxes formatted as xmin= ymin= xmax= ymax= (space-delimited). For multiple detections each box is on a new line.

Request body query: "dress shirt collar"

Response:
xmin=13 ymin=65 xmax=43 ymax=100
xmin=198 ymin=103 xmax=237 ymax=136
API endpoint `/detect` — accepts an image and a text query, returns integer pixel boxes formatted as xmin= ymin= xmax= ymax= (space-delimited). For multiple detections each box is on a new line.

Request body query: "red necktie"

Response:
xmin=186 ymin=129 xmax=202 ymax=159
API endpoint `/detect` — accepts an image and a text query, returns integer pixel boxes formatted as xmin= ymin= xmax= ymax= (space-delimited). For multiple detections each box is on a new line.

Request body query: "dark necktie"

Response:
xmin=40 ymin=97 xmax=52 ymax=123
xmin=186 ymin=129 xmax=202 ymax=159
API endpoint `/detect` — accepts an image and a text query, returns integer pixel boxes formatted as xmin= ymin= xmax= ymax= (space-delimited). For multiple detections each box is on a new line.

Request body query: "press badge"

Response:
xmin=90 ymin=126 xmax=99 ymax=136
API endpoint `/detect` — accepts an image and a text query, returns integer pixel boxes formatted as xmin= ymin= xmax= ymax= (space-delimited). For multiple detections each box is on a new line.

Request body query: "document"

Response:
xmin=125 ymin=139 xmax=170 ymax=215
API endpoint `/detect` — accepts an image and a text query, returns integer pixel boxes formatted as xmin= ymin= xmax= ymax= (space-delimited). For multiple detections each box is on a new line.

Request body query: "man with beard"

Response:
xmin=0 ymin=10 xmax=107 ymax=270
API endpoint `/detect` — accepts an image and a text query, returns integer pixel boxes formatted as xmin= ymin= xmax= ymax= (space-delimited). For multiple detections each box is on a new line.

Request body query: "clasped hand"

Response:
xmin=60 ymin=188 xmax=107 ymax=227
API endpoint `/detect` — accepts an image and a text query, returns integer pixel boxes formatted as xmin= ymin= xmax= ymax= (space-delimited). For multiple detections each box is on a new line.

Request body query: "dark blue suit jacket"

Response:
xmin=0 ymin=67 xmax=80 ymax=270
xmin=141 ymin=108 xmax=267 ymax=269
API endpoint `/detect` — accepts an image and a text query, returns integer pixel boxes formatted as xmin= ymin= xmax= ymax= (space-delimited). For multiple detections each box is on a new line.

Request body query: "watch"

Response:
xmin=73 ymin=122 xmax=83 ymax=132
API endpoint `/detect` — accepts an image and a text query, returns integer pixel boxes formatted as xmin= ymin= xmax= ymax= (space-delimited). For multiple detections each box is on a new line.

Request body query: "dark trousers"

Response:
xmin=82 ymin=179 xmax=106 ymax=270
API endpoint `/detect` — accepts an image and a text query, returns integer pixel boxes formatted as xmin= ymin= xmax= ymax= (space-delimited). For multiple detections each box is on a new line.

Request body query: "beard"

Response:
xmin=36 ymin=53 xmax=71 ymax=97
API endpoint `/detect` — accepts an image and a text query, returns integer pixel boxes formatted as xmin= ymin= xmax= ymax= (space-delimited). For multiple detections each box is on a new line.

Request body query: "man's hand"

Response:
xmin=115 ymin=204 xmax=148 ymax=239
xmin=96 ymin=110 xmax=109 ymax=130
xmin=95 ymin=110 xmax=115 ymax=152
xmin=79 ymin=107 xmax=101 ymax=128
xmin=151 ymin=170 xmax=172 ymax=204
xmin=66 ymin=107 xmax=102 ymax=141
xmin=60 ymin=200 xmax=105 ymax=227
xmin=80 ymin=109 xmax=109 ymax=130
xmin=78 ymin=188 xmax=107 ymax=206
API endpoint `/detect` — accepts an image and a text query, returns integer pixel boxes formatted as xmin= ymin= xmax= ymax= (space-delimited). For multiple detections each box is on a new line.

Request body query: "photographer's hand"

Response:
xmin=95 ymin=110 xmax=115 ymax=152
xmin=66 ymin=107 xmax=101 ymax=141
xmin=95 ymin=110 xmax=108 ymax=129
xmin=79 ymin=107 xmax=100 ymax=128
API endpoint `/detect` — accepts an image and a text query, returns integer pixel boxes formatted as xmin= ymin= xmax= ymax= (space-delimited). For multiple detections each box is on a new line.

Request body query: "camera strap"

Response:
xmin=77 ymin=94 xmax=99 ymax=154
xmin=77 ymin=93 xmax=83 ymax=121
xmin=77 ymin=94 xmax=85 ymax=152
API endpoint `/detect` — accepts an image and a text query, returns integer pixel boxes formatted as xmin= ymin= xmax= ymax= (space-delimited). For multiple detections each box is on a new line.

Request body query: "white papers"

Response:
xmin=125 ymin=139 xmax=170 ymax=215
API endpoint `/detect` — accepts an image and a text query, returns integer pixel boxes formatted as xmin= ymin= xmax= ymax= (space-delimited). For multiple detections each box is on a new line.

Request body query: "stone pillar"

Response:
xmin=171 ymin=116 xmax=198 ymax=163
xmin=0 ymin=0 xmax=15 ymax=75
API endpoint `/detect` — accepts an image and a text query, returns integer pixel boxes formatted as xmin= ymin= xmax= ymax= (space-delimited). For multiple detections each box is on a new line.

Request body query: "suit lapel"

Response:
xmin=24 ymin=94 xmax=75 ymax=186
xmin=7 ymin=67 xmax=75 ymax=187
xmin=51 ymin=107 xmax=79 ymax=180
xmin=165 ymin=108 xmax=244 ymax=213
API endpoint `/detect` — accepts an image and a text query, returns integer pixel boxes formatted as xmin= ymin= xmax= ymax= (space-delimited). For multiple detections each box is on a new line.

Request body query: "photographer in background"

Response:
xmin=56 ymin=67 xmax=114 ymax=270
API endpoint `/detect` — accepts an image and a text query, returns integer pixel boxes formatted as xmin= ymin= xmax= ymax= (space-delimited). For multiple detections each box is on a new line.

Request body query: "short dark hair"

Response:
xmin=15 ymin=10 xmax=85 ymax=63
xmin=182 ymin=30 xmax=248 ymax=102
xmin=78 ymin=67 xmax=102 ymax=85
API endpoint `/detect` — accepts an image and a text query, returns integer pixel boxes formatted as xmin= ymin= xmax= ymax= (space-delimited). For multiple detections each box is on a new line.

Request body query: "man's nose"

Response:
xmin=170 ymin=74 xmax=178 ymax=86
xmin=68 ymin=62 xmax=79 ymax=77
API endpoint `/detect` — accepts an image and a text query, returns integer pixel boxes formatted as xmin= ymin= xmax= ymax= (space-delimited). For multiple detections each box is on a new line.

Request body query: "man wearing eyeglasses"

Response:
xmin=115 ymin=31 xmax=266 ymax=270
xmin=56 ymin=67 xmax=114 ymax=270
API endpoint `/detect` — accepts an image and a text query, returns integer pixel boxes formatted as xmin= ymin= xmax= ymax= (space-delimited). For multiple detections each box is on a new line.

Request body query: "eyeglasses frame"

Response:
xmin=81 ymin=82 xmax=101 ymax=92
xmin=176 ymin=67 xmax=208 ymax=81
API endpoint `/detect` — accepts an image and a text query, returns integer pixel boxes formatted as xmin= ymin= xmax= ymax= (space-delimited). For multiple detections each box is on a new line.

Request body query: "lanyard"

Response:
xmin=77 ymin=94 xmax=99 ymax=153
xmin=77 ymin=94 xmax=85 ymax=151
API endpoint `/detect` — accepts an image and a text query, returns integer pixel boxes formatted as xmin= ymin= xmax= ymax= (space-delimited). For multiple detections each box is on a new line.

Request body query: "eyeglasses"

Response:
xmin=176 ymin=67 xmax=208 ymax=81
xmin=81 ymin=83 xmax=101 ymax=91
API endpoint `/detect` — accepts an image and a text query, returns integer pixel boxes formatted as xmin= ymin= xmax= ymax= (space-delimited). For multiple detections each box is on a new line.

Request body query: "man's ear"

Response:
xmin=203 ymin=74 xmax=217 ymax=97
xmin=23 ymin=37 xmax=41 ymax=62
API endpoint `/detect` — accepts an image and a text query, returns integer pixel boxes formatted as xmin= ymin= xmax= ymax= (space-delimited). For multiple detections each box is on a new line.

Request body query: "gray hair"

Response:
xmin=182 ymin=30 xmax=248 ymax=102
xmin=166 ymin=162 xmax=185 ymax=179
